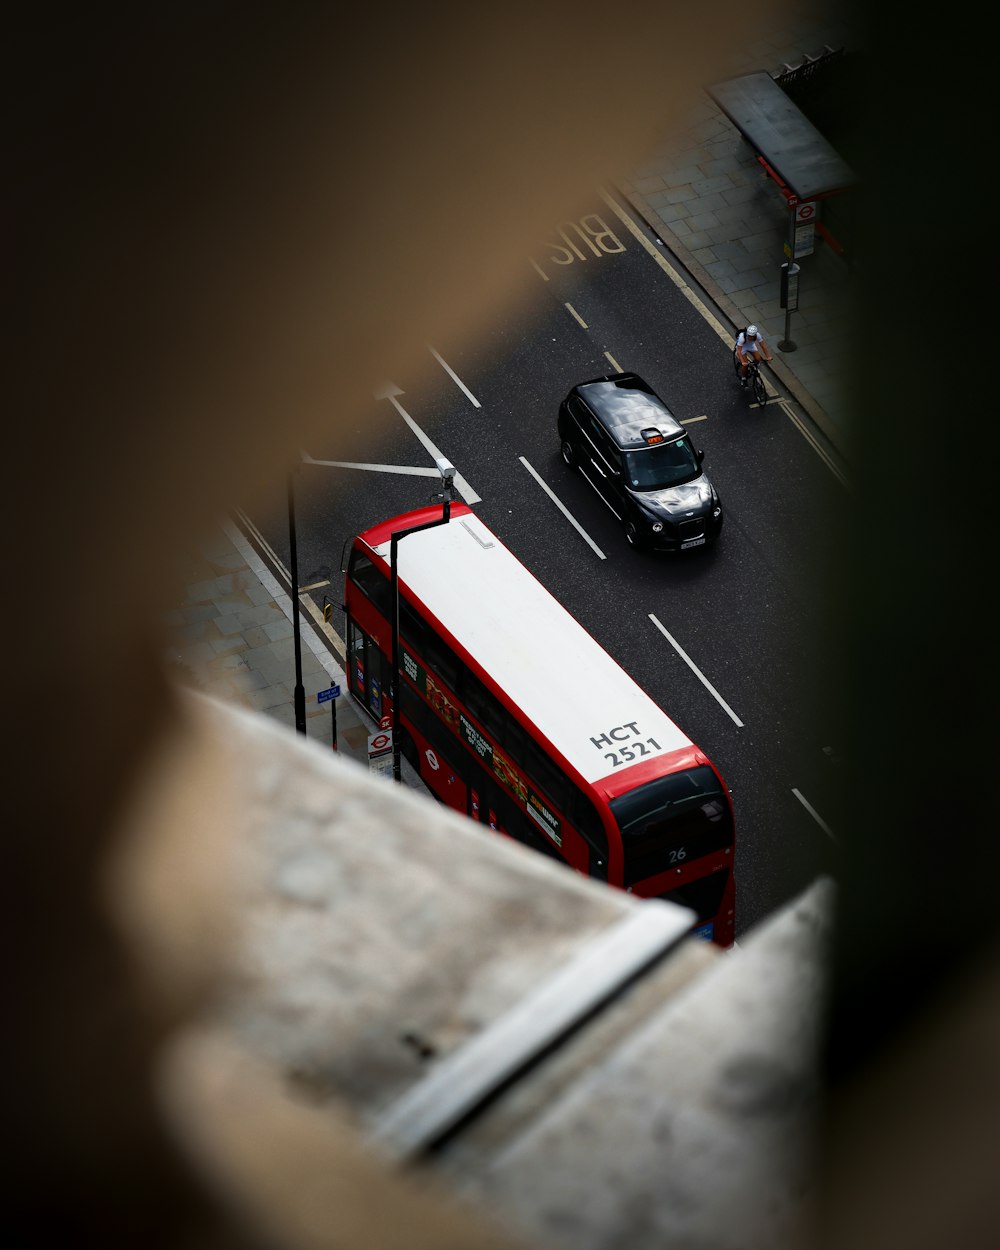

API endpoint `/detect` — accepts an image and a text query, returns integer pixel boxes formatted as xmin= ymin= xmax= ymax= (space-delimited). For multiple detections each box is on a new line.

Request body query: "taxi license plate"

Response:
xmin=681 ymin=536 xmax=706 ymax=550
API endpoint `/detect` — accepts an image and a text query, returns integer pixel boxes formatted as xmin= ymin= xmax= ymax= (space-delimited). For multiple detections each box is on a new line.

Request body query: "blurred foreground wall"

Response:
xmin=8 ymin=2 xmax=1000 ymax=1248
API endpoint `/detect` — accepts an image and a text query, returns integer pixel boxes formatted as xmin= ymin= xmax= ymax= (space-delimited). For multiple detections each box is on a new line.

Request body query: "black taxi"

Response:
xmin=558 ymin=372 xmax=723 ymax=552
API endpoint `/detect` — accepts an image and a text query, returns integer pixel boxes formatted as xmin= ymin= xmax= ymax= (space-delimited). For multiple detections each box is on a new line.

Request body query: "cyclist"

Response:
xmin=735 ymin=324 xmax=774 ymax=386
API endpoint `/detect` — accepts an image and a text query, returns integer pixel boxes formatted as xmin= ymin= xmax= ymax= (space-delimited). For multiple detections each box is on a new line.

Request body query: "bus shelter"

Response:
xmin=707 ymin=70 xmax=857 ymax=258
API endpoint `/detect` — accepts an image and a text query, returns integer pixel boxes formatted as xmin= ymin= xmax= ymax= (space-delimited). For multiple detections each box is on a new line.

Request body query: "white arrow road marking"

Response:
xmin=374 ymin=382 xmax=481 ymax=504
xmin=427 ymin=346 xmax=481 ymax=408
xmin=300 ymin=453 xmax=454 ymax=480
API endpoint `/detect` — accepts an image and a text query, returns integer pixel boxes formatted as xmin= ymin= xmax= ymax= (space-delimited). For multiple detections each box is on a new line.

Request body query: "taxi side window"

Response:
xmin=568 ymin=396 xmax=591 ymax=432
xmin=602 ymin=442 xmax=624 ymax=476
xmin=588 ymin=416 xmax=621 ymax=475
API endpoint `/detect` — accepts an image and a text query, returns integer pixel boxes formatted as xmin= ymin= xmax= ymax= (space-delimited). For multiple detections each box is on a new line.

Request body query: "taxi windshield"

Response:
xmin=624 ymin=436 xmax=700 ymax=491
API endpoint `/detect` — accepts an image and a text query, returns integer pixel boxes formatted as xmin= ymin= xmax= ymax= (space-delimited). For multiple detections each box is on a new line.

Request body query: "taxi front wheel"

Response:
xmin=625 ymin=519 xmax=647 ymax=551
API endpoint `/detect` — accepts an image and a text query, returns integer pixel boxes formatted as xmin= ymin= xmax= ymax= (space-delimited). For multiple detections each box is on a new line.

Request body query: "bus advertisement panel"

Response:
xmin=343 ymin=503 xmax=735 ymax=947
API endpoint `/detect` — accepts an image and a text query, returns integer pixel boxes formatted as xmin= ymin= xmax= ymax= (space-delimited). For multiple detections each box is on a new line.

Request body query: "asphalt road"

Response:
xmin=245 ymin=191 xmax=848 ymax=939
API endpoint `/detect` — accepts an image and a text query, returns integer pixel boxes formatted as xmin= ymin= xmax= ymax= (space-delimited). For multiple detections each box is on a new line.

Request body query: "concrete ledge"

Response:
xmin=156 ymin=693 xmax=832 ymax=1250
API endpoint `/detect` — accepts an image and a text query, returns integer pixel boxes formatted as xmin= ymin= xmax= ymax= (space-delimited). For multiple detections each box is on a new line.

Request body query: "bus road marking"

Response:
xmin=647 ymin=614 xmax=745 ymax=728
xmin=529 ymin=216 xmax=627 ymax=279
xmin=565 ymin=302 xmax=588 ymax=329
xmin=428 ymin=345 xmax=481 ymax=408
xmin=519 ymin=456 xmax=606 ymax=560
xmin=792 ymin=788 xmax=837 ymax=842
xmin=605 ymin=351 xmax=622 ymax=372
xmin=374 ymin=382 xmax=482 ymax=503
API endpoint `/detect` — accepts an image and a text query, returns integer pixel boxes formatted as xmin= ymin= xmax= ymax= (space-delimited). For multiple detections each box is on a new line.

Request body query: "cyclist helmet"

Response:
xmin=746 ymin=324 xmax=758 ymax=337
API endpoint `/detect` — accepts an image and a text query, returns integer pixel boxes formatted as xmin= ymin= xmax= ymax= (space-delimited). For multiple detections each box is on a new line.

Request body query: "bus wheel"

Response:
xmin=561 ymin=439 xmax=576 ymax=467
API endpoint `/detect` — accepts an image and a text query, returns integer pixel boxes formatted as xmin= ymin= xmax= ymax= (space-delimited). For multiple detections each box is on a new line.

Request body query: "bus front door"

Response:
xmin=347 ymin=621 xmax=391 ymax=725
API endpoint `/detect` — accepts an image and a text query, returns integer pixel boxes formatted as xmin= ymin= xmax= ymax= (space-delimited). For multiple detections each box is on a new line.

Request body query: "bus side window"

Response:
xmin=397 ymin=593 xmax=460 ymax=696
xmin=503 ymin=719 xmax=569 ymax=817
xmin=399 ymin=597 xmax=427 ymax=655
xmin=400 ymin=681 xmax=424 ymax=731
xmin=498 ymin=794 xmax=565 ymax=865
xmin=568 ymin=786 xmax=605 ymax=843
xmin=422 ymin=630 xmax=460 ymax=692
xmin=567 ymin=786 xmax=609 ymax=879
xmin=525 ymin=742 xmax=569 ymax=815
xmin=462 ymin=670 xmax=504 ymax=735
xmin=348 ymin=552 xmax=391 ymax=616
xmin=503 ymin=719 xmax=529 ymax=771
xmin=403 ymin=680 xmax=460 ymax=766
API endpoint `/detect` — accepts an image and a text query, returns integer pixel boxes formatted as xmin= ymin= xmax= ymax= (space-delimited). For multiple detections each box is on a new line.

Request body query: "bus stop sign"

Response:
xmin=368 ymin=730 xmax=393 ymax=778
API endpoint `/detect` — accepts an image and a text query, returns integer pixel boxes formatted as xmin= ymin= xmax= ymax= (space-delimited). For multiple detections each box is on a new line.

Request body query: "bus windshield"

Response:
xmin=609 ymin=766 xmax=732 ymax=887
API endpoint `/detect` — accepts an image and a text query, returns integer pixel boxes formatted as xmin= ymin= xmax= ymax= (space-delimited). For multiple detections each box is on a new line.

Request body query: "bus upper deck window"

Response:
xmin=349 ymin=552 xmax=391 ymax=616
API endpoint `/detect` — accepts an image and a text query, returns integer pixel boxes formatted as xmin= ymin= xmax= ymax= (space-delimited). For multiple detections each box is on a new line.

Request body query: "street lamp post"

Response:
xmin=390 ymin=458 xmax=456 ymax=782
xmin=287 ymin=468 xmax=307 ymax=736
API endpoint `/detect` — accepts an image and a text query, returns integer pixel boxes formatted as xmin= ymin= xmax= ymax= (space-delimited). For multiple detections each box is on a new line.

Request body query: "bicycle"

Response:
xmin=732 ymin=345 xmax=768 ymax=406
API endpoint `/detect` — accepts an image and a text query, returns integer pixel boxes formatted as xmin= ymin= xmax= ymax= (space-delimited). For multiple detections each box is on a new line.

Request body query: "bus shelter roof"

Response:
xmin=706 ymin=71 xmax=857 ymax=202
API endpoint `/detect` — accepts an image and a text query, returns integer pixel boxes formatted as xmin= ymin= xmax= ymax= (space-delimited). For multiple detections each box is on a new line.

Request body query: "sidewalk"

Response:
xmin=618 ymin=8 xmax=855 ymax=460
xmin=165 ymin=518 xmax=422 ymax=788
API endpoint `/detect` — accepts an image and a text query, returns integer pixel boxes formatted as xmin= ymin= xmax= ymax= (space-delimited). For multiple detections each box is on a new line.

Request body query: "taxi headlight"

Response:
xmin=651 ymin=521 xmax=664 ymax=533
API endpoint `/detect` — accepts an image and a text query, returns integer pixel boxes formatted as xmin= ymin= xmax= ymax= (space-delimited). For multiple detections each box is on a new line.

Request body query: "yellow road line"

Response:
xmin=599 ymin=187 xmax=734 ymax=347
xmin=565 ymin=302 xmax=588 ymax=329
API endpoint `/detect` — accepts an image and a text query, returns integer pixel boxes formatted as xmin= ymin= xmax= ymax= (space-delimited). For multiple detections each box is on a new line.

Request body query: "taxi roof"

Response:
xmin=572 ymin=374 xmax=684 ymax=450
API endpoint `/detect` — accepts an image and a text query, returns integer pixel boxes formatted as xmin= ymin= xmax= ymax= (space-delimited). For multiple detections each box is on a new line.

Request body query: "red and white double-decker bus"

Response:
xmin=343 ymin=502 xmax=735 ymax=946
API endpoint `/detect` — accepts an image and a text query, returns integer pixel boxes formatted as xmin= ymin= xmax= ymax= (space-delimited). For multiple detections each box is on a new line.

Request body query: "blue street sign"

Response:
xmin=317 ymin=684 xmax=341 ymax=704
